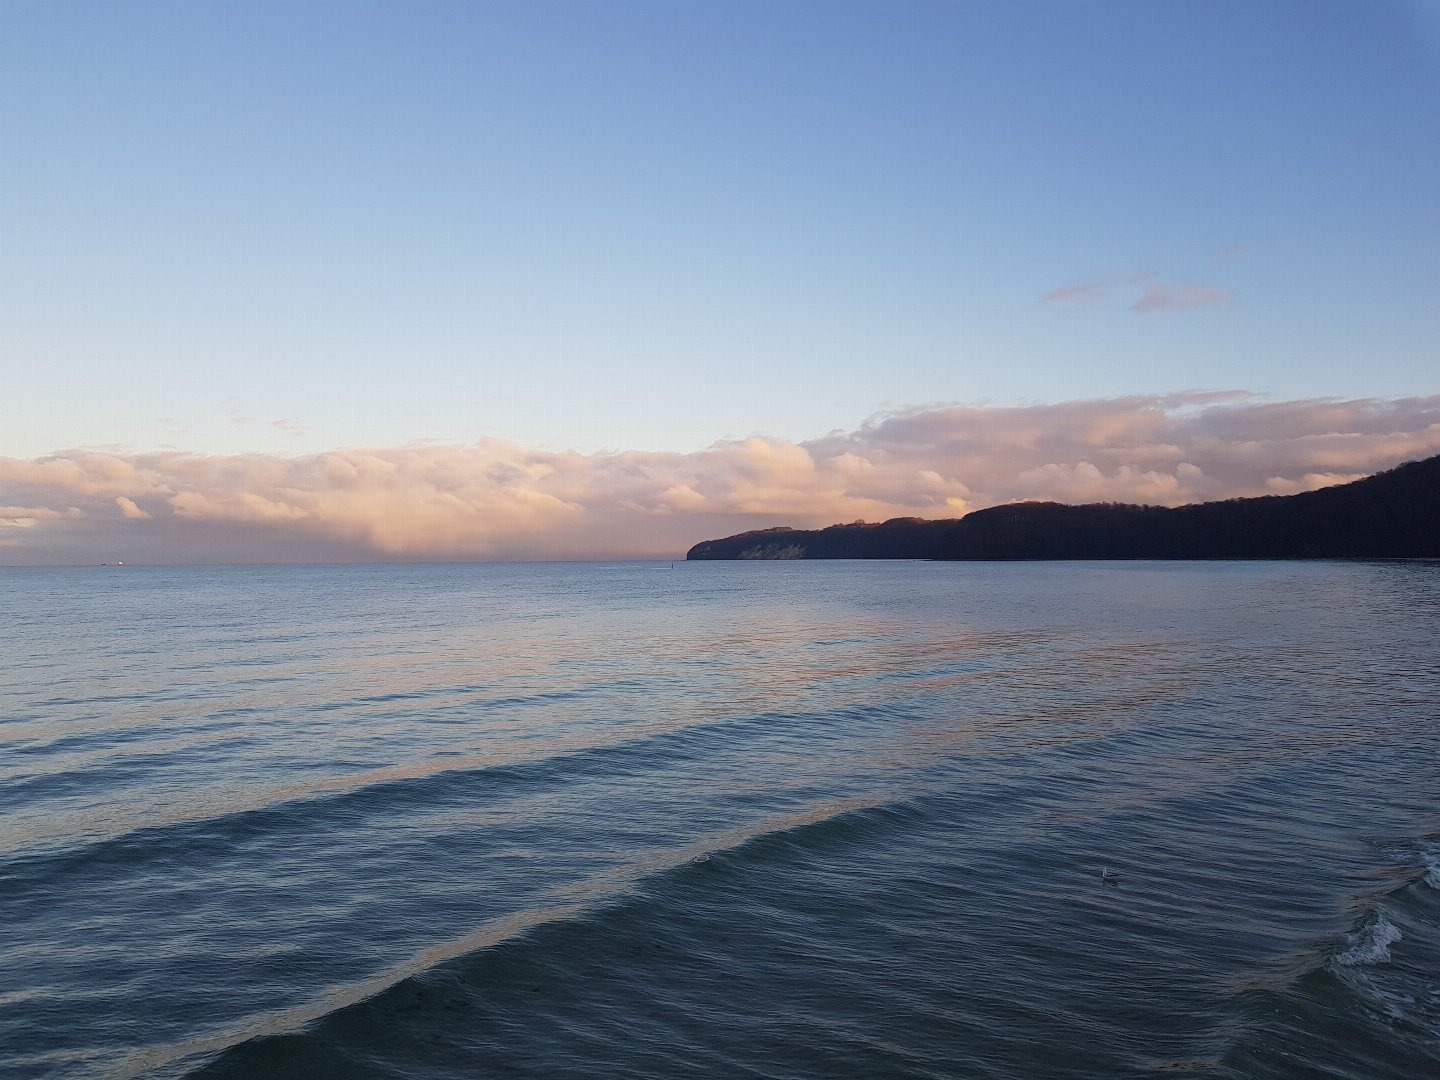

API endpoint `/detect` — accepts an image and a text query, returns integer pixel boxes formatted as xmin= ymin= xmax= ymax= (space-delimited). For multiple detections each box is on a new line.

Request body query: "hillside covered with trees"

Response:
xmin=686 ymin=455 xmax=1440 ymax=561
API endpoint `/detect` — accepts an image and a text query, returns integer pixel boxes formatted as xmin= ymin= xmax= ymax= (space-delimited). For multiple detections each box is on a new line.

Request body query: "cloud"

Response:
xmin=1263 ymin=472 xmax=1368 ymax=496
xmin=1131 ymin=279 xmax=1233 ymax=313
xmin=1 ymin=505 xmax=85 ymax=527
xmin=115 ymin=496 xmax=150 ymax=519
xmin=1040 ymin=281 xmax=1109 ymax=307
xmin=1043 ymin=271 xmax=1233 ymax=313
xmin=3 ymin=393 xmax=1439 ymax=563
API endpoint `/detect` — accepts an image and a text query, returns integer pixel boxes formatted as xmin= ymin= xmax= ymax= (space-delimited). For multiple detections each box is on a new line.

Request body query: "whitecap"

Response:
xmin=1419 ymin=843 xmax=1440 ymax=889
xmin=1335 ymin=914 xmax=1402 ymax=967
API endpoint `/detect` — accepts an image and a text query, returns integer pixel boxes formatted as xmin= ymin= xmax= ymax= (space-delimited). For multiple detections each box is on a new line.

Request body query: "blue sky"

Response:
xmin=3 ymin=0 xmax=1438 ymax=464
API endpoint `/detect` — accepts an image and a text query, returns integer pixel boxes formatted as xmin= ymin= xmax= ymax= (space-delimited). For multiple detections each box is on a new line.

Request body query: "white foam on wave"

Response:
xmin=1335 ymin=914 xmax=1403 ymax=967
xmin=1419 ymin=843 xmax=1440 ymax=889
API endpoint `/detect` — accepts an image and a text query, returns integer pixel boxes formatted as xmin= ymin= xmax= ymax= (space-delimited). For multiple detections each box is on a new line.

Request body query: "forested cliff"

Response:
xmin=686 ymin=455 xmax=1440 ymax=560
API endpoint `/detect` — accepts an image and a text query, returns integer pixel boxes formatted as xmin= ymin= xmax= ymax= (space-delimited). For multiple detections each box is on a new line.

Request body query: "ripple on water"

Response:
xmin=0 ymin=561 xmax=1437 ymax=1080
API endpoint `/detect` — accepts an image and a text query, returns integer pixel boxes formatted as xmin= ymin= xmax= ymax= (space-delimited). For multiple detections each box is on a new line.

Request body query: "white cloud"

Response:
xmin=3 ymin=393 xmax=1438 ymax=563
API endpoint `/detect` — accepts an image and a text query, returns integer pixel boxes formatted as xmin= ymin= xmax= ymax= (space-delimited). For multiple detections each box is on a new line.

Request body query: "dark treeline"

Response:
xmin=686 ymin=454 xmax=1440 ymax=560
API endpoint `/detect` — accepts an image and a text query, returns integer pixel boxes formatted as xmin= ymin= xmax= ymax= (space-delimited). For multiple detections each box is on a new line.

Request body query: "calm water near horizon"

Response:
xmin=2 ymin=560 xmax=1438 ymax=1079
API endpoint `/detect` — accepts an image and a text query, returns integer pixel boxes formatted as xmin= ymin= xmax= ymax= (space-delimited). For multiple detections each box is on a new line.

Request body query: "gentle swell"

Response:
xmin=0 ymin=699 xmax=906 ymax=885
xmin=124 ymin=794 xmax=910 ymax=1079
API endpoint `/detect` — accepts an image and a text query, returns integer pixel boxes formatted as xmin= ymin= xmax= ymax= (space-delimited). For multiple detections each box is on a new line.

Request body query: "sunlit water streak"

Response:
xmin=2 ymin=560 xmax=1437 ymax=1079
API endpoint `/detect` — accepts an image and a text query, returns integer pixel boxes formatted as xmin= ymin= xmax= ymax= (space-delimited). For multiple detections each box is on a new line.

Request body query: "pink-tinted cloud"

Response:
xmin=3 ymin=393 xmax=1439 ymax=563
xmin=1043 ymin=271 xmax=1233 ymax=313
xmin=1131 ymin=279 xmax=1233 ymax=313
xmin=1 ymin=505 xmax=85 ymax=526
xmin=114 ymin=496 xmax=150 ymax=520
xmin=1040 ymin=281 xmax=1110 ymax=307
xmin=1263 ymin=472 xmax=1368 ymax=496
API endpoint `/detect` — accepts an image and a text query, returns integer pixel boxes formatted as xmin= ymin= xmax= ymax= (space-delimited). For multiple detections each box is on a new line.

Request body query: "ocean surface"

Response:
xmin=2 ymin=560 xmax=1438 ymax=1079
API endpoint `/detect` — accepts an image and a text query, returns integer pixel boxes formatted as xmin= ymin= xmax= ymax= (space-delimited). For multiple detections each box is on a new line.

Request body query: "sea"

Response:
xmin=2 ymin=560 xmax=1438 ymax=1079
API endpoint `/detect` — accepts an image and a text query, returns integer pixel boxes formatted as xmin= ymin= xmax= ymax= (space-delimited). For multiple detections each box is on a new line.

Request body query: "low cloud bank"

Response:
xmin=4 ymin=392 xmax=1439 ymax=563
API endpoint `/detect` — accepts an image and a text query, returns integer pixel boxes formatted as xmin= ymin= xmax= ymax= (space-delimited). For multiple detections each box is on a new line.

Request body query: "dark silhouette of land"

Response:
xmin=686 ymin=454 xmax=1440 ymax=560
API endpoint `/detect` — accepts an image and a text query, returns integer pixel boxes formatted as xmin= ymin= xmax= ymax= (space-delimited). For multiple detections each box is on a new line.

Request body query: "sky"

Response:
xmin=2 ymin=0 xmax=1438 ymax=562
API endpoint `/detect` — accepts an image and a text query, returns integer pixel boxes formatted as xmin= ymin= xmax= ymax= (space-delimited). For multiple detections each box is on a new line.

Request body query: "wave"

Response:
xmin=117 ymin=793 xmax=910 ymax=1079
xmin=1334 ymin=912 xmax=1403 ymax=967
xmin=0 ymin=695 xmax=871 ymax=875
xmin=1420 ymin=839 xmax=1440 ymax=890
xmin=1219 ymin=835 xmax=1440 ymax=1079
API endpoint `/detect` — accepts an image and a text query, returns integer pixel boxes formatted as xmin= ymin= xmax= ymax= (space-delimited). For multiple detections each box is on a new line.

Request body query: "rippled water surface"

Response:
xmin=2 ymin=560 xmax=1438 ymax=1079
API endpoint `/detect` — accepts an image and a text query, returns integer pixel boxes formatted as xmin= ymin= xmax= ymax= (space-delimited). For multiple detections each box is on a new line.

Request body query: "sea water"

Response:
xmin=2 ymin=560 xmax=1437 ymax=1079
